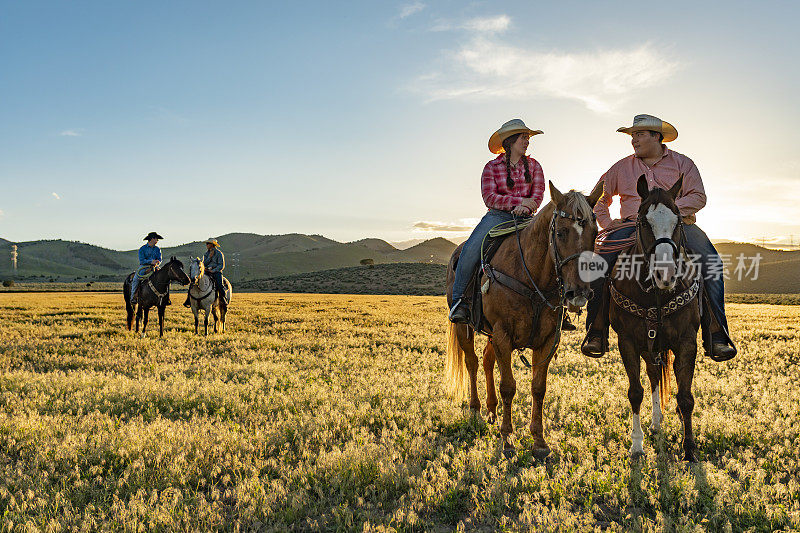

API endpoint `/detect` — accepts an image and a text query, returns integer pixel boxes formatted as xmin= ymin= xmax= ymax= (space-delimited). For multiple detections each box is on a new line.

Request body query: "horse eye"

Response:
xmin=557 ymin=229 xmax=567 ymax=239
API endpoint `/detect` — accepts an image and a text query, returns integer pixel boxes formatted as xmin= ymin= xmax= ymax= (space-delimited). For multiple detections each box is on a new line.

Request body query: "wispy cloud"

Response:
xmin=408 ymin=21 xmax=680 ymax=113
xmin=462 ymin=15 xmax=510 ymax=33
xmin=59 ymin=129 xmax=82 ymax=137
xmin=414 ymin=219 xmax=477 ymax=232
xmin=399 ymin=1 xmax=425 ymax=19
xmin=52 ymin=192 xmax=61 ymax=200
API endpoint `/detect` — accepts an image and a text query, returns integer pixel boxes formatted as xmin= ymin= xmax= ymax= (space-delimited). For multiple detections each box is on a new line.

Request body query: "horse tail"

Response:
xmin=444 ymin=322 xmax=468 ymax=400
xmin=660 ymin=350 xmax=673 ymax=412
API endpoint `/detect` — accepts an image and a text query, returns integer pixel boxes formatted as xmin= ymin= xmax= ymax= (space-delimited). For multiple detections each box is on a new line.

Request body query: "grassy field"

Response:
xmin=0 ymin=293 xmax=797 ymax=531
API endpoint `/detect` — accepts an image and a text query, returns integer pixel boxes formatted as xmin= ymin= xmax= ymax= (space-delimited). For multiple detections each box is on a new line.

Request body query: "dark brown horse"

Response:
xmin=609 ymin=175 xmax=702 ymax=462
xmin=124 ymin=257 xmax=191 ymax=338
xmin=445 ymin=182 xmax=603 ymax=457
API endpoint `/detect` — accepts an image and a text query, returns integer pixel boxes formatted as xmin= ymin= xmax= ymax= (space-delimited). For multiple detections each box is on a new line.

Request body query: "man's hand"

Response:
xmin=152 ymin=260 xmax=161 ymax=266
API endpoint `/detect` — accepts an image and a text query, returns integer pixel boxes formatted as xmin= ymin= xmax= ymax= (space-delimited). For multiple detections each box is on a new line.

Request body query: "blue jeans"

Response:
xmin=585 ymin=225 xmax=637 ymax=331
xmin=586 ymin=223 xmax=731 ymax=343
xmin=452 ymin=209 xmax=515 ymax=302
xmin=683 ymin=224 xmax=730 ymax=341
xmin=130 ymin=266 xmax=152 ymax=301
xmin=210 ymin=271 xmax=226 ymax=301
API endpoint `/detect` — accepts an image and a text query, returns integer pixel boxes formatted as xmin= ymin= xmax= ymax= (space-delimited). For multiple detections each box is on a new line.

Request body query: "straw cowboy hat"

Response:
xmin=488 ymin=119 xmax=543 ymax=154
xmin=143 ymin=231 xmax=163 ymax=241
xmin=205 ymin=238 xmax=220 ymax=247
xmin=617 ymin=114 xmax=678 ymax=142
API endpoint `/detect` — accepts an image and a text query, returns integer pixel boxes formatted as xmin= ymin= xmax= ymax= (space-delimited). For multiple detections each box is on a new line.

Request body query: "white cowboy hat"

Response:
xmin=205 ymin=238 xmax=219 ymax=247
xmin=488 ymin=119 xmax=543 ymax=154
xmin=617 ymin=114 xmax=678 ymax=142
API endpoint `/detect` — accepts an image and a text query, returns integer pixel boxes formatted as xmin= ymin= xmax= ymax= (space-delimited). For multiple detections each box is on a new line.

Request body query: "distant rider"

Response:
xmin=184 ymin=238 xmax=227 ymax=306
xmin=130 ymin=231 xmax=162 ymax=304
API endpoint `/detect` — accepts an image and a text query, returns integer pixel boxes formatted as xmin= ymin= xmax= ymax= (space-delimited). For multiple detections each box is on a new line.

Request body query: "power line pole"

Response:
xmin=11 ymin=244 xmax=17 ymax=273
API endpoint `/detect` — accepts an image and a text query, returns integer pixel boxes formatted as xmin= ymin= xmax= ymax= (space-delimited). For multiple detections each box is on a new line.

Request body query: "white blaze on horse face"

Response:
xmin=646 ymin=203 xmax=678 ymax=289
xmin=650 ymin=389 xmax=663 ymax=432
xmin=630 ymin=413 xmax=644 ymax=456
xmin=572 ymin=221 xmax=583 ymax=238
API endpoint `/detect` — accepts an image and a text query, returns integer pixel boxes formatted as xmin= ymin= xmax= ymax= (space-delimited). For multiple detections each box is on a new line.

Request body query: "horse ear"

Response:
xmin=549 ymin=181 xmax=565 ymax=207
xmin=587 ymin=179 xmax=603 ymax=208
xmin=637 ymin=175 xmax=649 ymax=201
xmin=668 ymin=173 xmax=684 ymax=201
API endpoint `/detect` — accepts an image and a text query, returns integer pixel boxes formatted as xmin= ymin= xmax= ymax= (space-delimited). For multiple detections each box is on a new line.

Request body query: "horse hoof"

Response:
xmin=532 ymin=447 xmax=551 ymax=460
xmin=486 ymin=413 xmax=496 ymax=425
xmin=502 ymin=447 xmax=516 ymax=459
xmin=684 ymin=451 xmax=698 ymax=463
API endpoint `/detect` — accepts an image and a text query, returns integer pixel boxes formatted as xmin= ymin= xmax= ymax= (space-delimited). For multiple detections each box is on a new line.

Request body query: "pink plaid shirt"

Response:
xmin=593 ymin=147 xmax=707 ymax=228
xmin=481 ymin=155 xmax=545 ymax=211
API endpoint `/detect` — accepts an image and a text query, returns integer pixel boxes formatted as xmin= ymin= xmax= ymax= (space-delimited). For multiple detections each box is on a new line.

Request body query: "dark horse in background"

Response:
xmin=123 ymin=257 xmax=191 ymax=338
xmin=609 ymin=175 xmax=703 ymax=462
xmin=445 ymin=181 xmax=603 ymax=457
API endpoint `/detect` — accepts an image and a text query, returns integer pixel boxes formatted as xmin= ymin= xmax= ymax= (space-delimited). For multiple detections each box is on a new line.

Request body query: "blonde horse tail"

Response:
xmin=444 ymin=322 xmax=468 ymax=400
xmin=660 ymin=350 xmax=673 ymax=412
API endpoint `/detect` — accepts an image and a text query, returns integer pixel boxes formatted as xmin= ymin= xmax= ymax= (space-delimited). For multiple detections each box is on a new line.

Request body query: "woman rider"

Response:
xmin=184 ymin=237 xmax=227 ymax=306
xmin=449 ymin=119 xmax=547 ymax=323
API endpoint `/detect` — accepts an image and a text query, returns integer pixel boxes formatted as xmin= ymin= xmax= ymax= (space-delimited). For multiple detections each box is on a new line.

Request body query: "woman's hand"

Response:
xmin=520 ymin=198 xmax=539 ymax=212
xmin=512 ymin=205 xmax=531 ymax=216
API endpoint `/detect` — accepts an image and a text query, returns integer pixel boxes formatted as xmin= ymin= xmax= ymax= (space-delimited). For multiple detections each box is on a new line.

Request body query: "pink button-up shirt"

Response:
xmin=481 ymin=155 xmax=545 ymax=211
xmin=593 ymin=147 xmax=706 ymax=229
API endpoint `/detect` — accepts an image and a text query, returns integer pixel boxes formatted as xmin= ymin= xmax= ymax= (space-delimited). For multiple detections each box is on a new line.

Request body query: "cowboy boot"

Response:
xmin=710 ymin=333 xmax=737 ymax=361
xmin=581 ymin=330 xmax=607 ymax=357
xmin=448 ymin=298 xmax=470 ymax=324
xmin=183 ymin=294 xmax=191 ymax=308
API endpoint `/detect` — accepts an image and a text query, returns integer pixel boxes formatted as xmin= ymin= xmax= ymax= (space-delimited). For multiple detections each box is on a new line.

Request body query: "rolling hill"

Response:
xmin=1 ymin=235 xmax=797 ymax=294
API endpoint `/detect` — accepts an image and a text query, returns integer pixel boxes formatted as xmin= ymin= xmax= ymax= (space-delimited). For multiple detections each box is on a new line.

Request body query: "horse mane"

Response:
xmin=532 ymin=189 xmax=593 ymax=232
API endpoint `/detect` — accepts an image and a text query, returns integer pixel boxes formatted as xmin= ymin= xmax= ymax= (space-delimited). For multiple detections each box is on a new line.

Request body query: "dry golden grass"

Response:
xmin=0 ymin=292 xmax=797 ymax=531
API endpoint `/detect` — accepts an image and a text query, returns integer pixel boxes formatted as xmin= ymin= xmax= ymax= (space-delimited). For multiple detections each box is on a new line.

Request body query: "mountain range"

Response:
xmin=1 ymin=234 xmax=797 ymax=293
xmin=0 ymin=233 xmax=458 ymax=280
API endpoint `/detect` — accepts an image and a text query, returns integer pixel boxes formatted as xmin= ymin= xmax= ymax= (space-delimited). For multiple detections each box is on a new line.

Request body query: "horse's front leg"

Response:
xmin=204 ymin=308 xmax=209 ymax=336
xmin=620 ymin=336 xmax=645 ymax=458
xmin=135 ymin=305 xmax=141 ymax=333
xmin=212 ymin=305 xmax=219 ymax=334
xmin=492 ymin=330 xmax=516 ymax=457
xmin=193 ymin=308 xmax=199 ymax=335
xmin=674 ymin=342 xmax=698 ymax=462
xmin=644 ymin=360 xmax=664 ymax=432
xmin=483 ymin=340 xmax=497 ymax=424
xmin=158 ymin=306 xmax=165 ymax=338
xmin=528 ymin=332 xmax=557 ymax=458
xmin=141 ymin=307 xmax=149 ymax=338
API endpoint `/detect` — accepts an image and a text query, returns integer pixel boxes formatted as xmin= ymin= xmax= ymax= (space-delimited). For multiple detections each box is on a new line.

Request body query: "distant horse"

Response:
xmin=608 ymin=175 xmax=702 ymax=462
xmin=123 ymin=257 xmax=191 ymax=338
xmin=445 ymin=181 xmax=603 ymax=457
xmin=187 ymin=257 xmax=231 ymax=335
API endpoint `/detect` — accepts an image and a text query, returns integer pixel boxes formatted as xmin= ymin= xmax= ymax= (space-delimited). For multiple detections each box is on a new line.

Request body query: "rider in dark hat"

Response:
xmin=130 ymin=232 xmax=164 ymax=304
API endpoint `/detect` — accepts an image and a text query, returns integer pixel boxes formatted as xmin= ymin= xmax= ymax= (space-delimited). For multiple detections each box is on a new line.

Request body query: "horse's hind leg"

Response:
xmin=483 ymin=340 xmax=498 ymax=424
xmin=212 ymin=305 xmax=219 ymax=334
xmin=219 ymin=307 xmax=226 ymax=333
xmin=193 ymin=309 xmax=199 ymax=335
xmin=203 ymin=308 xmax=209 ymax=336
xmin=674 ymin=344 xmax=698 ymax=462
xmin=644 ymin=361 xmax=664 ymax=432
xmin=456 ymin=325 xmax=481 ymax=416
xmin=620 ymin=337 xmax=645 ymax=457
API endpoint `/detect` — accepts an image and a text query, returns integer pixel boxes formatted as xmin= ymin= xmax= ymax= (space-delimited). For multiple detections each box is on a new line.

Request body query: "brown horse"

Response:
xmin=444 ymin=182 xmax=603 ymax=457
xmin=609 ymin=175 xmax=702 ymax=462
xmin=124 ymin=257 xmax=191 ymax=338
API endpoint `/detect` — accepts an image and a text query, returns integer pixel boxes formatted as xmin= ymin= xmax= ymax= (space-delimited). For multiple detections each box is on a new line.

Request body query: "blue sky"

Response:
xmin=1 ymin=1 xmax=798 ymax=250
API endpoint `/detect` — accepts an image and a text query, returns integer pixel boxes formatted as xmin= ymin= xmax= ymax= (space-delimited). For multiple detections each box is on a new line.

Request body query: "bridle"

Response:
xmin=634 ymin=204 xmax=685 ymax=294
